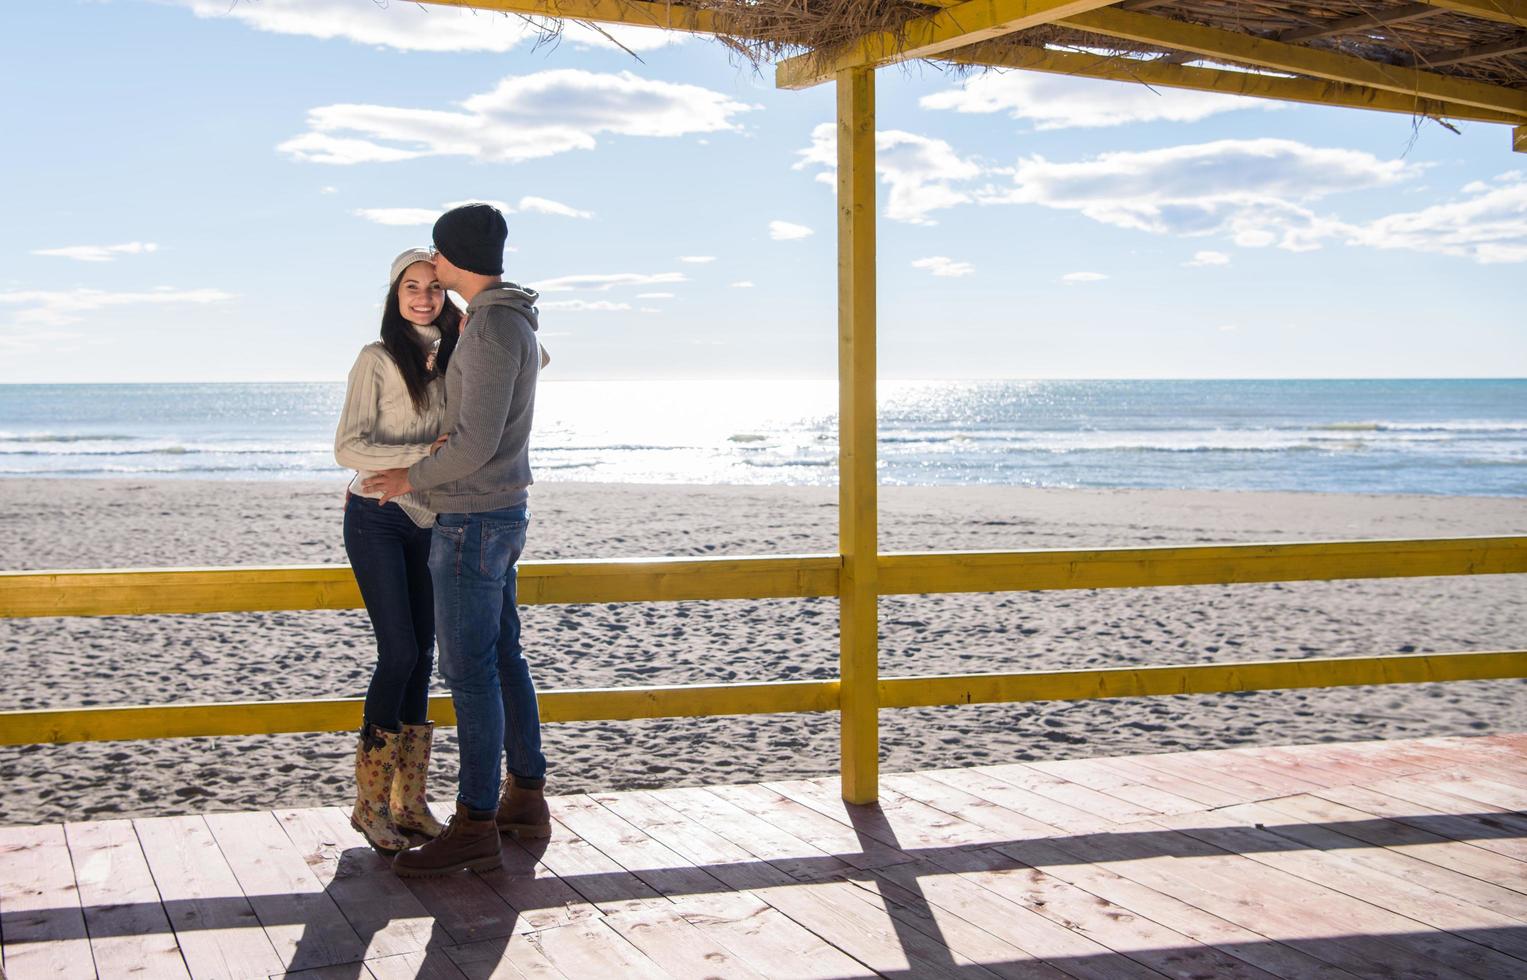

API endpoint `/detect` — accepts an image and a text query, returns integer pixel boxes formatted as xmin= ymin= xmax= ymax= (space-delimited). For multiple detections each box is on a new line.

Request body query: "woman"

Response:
xmin=334 ymin=248 xmax=460 ymax=854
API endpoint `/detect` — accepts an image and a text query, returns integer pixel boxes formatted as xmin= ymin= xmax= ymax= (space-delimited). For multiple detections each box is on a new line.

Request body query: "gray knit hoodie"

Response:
xmin=407 ymin=283 xmax=539 ymax=513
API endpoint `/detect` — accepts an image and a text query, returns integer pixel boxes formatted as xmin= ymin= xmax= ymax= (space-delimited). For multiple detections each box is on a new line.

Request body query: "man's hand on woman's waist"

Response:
xmin=362 ymin=468 xmax=413 ymax=505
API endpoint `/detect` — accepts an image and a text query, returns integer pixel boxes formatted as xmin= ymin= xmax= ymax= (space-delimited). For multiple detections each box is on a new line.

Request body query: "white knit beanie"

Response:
xmin=389 ymin=247 xmax=436 ymax=286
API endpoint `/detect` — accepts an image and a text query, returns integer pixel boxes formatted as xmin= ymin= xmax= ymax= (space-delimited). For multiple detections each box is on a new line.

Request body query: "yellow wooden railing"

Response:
xmin=4 ymin=3 xmax=1521 ymax=812
xmin=4 ymin=21 xmax=1524 ymax=798
xmin=3 ymin=537 xmax=1524 ymax=770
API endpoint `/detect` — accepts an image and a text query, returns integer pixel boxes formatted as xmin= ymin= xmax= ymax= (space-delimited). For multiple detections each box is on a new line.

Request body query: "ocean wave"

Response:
xmin=1309 ymin=421 xmax=1527 ymax=434
xmin=1038 ymin=443 xmax=1339 ymax=455
xmin=536 ymin=443 xmax=701 ymax=453
xmin=0 ymin=432 xmax=139 ymax=443
xmin=741 ymin=458 xmax=835 ymax=468
xmin=0 ymin=445 xmax=322 ymax=457
xmin=880 ymin=434 xmax=963 ymax=445
xmin=879 ymin=427 xmax=1524 ymax=450
xmin=0 ymin=446 xmax=196 ymax=457
xmin=0 ymin=462 xmax=341 ymax=476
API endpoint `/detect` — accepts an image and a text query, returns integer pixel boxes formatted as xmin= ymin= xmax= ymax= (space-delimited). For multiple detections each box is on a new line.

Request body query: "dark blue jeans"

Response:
xmin=343 ymin=494 xmax=435 ymax=730
xmin=431 ymin=506 xmax=544 ymax=812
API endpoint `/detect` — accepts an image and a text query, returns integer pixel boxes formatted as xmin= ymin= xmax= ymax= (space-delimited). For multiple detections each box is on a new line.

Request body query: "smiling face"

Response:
xmin=396 ymin=261 xmax=444 ymax=326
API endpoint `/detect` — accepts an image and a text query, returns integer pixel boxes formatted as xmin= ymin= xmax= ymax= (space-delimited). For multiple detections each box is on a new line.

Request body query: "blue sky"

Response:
xmin=2 ymin=0 xmax=1523 ymax=383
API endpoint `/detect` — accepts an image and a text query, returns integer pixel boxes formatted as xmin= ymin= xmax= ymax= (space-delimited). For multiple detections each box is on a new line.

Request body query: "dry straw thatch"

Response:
xmin=598 ymin=1 xmax=953 ymax=64
xmin=606 ymin=0 xmax=1525 ymax=89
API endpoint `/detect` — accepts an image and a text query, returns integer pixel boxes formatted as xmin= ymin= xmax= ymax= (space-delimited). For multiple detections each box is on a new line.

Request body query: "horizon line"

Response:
xmin=3 ymin=376 xmax=1526 ymax=386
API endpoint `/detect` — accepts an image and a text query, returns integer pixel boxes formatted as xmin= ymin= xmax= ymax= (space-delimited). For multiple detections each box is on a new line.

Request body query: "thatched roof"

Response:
xmin=432 ymin=1 xmax=1524 ymax=128
xmin=684 ymin=0 xmax=1524 ymax=89
xmin=1028 ymin=1 xmax=1526 ymax=88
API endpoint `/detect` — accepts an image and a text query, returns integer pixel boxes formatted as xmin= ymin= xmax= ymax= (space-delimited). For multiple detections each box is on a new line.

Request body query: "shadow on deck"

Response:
xmin=2 ymin=733 xmax=1525 ymax=979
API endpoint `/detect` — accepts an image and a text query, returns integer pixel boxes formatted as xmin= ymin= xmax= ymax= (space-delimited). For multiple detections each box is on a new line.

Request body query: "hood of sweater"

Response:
xmin=465 ymin=283 xmax=540 ymax=332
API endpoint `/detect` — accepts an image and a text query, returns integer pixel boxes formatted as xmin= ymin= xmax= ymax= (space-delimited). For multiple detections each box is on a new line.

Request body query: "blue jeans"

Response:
xmin=430 ymin=506 xmax=544 ymax=812
xmin=343 ymin=495 xmax=435 ymax=730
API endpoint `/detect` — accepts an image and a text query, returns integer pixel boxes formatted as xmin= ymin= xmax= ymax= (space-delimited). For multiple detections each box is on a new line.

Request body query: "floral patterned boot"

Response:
xmin=391 ymin=722 xmax=446 ymax=839
xmin=351 ymin=723 xmax=410 ymax=854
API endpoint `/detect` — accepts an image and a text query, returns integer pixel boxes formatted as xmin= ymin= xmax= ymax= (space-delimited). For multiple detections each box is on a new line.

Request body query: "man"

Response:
xmin=364 ymin=202 xmax=549 ymax=878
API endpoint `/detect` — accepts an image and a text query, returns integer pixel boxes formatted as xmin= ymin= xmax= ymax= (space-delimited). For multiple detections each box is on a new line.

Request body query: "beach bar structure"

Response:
xmin=2 ymin=2 xmax=1527 ymax=977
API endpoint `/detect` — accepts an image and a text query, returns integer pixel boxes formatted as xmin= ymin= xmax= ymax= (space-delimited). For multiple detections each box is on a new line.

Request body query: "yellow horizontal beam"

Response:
xmin=539 ymin=679 xmax=839 ymax=722
xmin=879 ymin=650 xmax=1527 ymax=708
xmin=1414 ymin=0 xmax=1527 ymax=28
xmin=0 ymin=565 xmax=365 ymax=618
xmin=0 ymin=555 xmax=842 ymax=618
xmin=518 ymin=555 xmax=841 ymax=603
xmin=776 ymin=0 xmax=1125 ymax=90
xmin=4 ymin=537 xmax=1524 ymax=618
xmin=414 ymin=0 xmax=732 ymax=35
xmin=4 ymin=651 xmax=1520 ymax=746
xmin=0 ymin=679 xmax=842 ymax=746
xmin=946 ymin=45 xmax=1527 ymax=125
xmin=1060 ymin=8 xmax=1527 ymax=116
xmin=878 ymin=536 xmax=1527 ymax=595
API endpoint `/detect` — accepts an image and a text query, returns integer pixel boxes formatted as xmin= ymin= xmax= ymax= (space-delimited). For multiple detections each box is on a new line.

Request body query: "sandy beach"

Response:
xmin=0 ymin=478 xmax=1522 ymax=826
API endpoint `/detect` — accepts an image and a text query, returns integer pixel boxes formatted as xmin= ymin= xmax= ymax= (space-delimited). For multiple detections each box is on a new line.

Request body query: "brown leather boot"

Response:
xmin=391 ymin=802 xmax=502 ymax=878
xmin=496 ymin=776 xmax=552 ymax=839
xmin=390 ymin=722 xmax=445 ymax=840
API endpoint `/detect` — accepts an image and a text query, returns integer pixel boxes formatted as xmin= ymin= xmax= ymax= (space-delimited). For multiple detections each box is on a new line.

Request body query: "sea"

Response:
xmin=0 ymin=379 xmax=1523 ymax=496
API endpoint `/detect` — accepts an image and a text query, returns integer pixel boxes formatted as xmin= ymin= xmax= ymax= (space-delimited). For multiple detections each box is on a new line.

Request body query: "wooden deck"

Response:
xmin=2 ymin=734 xmax=1525 ymax=979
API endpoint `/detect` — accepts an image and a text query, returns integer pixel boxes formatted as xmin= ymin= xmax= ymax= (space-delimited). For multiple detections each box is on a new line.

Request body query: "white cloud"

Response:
xmin=32 ymin=242 xmax=159 ymax=263
xmin=320 ymin=186 xmax=338 ymax=194
xmin=354 ymin=195 xmax=591 ymax=226
xmin=172 ymin=0 xmax=682 ymax=53
xmin=982 ymin=138 xmax=1415 ymax=251
xmin=796 ymin=123 xmax=981 ymax=225
xmin=769 ymin=220 xmax=814 ymax=241
xmin=912 ymin=256 xmax=974 ymax=278
xmin=518 ymin=196 xmax=593 ymax=219
xmin=536 ymin=272 xmax=686 ymax=293
xmin=0 ymin=287 xmax=235 ymax=328
xmin=444 ymin=198 xmax=514 ymax=214
xmin=636 ymin=292 xmax=676 ymax=299
xmin=0 ymin=328 xmax=88 ymax=356
xmin=279 ymin=132 xmax=427 ymax=165
xmin=282 ymin=70 xmax=751 ymax=166
xmin=921 ymin=71 xmax=1277 ymax=130
xmin=1061 ymin=271 xmax=1108 ymax=284
xmin=352 ymin=208 xmax=441 ymax=227
xmin=538 ymin=299 xmax=631 ymax=312
xmin=1348 ymin=172 xmax=1527 ymax=264
xmin=679 ymin=255 xmax=716 ymax=264
xmin=792 ymin=126 xmax=1517 ymax=265
xmin=730 ymin=281 xmax=756 ymax=288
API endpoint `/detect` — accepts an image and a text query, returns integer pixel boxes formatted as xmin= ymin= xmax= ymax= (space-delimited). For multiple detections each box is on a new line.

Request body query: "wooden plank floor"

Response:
xmin=2 ymin=733 xmax=1525 ymax=979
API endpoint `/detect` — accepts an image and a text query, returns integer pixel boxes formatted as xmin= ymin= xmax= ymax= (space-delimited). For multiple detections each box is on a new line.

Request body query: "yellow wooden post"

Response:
xmin=1514 ymin=125 xmax=1526 ymax=153
xmin=836 ymin=66 xmax=879 ymax=804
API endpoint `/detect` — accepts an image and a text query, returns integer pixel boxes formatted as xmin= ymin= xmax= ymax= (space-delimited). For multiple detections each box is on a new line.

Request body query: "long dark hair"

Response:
xmin=380 ymin=273 xmax=463 ymax=414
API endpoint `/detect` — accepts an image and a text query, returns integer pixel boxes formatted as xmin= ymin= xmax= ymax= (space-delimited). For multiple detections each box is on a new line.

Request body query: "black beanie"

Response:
xmin=432 ymin=203 xmax=507 ymax=276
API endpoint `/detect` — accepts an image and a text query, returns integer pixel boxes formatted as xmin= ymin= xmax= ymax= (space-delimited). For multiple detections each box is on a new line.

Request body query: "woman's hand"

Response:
xmin=429 ymin=433 xmax=450 ymax=455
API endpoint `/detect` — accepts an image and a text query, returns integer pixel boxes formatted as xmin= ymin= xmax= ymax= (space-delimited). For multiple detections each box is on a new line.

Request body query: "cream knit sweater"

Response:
xmin=334 ymin=326 xmax=445 ymax=528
